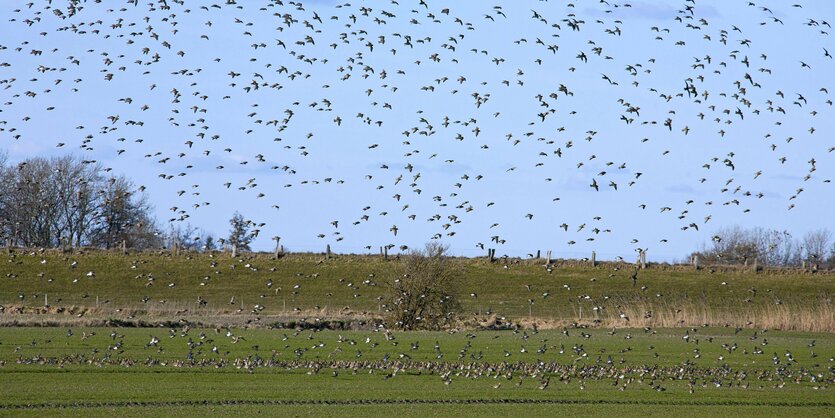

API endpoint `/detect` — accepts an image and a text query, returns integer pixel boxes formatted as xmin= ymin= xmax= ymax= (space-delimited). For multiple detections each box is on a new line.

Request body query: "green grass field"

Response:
xmin=0 ymin=327 xmax=832 ymax=416
xmin=1 ymin=251 xmax=833 ymax=416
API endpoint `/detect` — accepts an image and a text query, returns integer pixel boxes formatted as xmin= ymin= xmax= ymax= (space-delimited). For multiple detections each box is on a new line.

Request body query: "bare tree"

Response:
xmin=750 ymin=228 xmax=801 ymax=267
xmin=89 ymin=174 xmax=159 ymax=249
xmin=693 ymin=225 xmax=806 ymax=267
xmin=166 ymin=224 xmax=217 ymax=251
xmin=5 ymin=158 xmax=59 ymax=247
xmin=51 ymin=155 xmax=101 ymax=247
xmin=385 ymin=242 xmax=460 ymax=330
xmin=803 ymin=228 xmax=832 ymax=266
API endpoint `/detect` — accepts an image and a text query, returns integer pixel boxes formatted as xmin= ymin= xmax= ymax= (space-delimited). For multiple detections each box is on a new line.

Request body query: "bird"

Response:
xmin=0 ymin=0 xmax=827 ymax=271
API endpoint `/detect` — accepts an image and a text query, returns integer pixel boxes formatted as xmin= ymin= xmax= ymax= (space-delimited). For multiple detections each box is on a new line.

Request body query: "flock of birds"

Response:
xmin=0 ymin=0 xmax=832 ymax=257
xmin=3 ymin=325 xmax=832 ymax=393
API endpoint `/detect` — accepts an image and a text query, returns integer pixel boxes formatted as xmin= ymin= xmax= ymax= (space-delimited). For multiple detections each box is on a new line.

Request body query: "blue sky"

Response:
xmin=0 ymin=0 xmax=832 ymax=261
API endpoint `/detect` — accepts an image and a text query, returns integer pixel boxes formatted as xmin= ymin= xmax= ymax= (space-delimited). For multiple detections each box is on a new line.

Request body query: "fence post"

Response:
xmin=536 ymin=249 xmax=541 ymax=260
xmin=231 ymin=243 xmax=237 ymax=258
xmin=383 ymin=246 xmax=388 ymax=260
xmin=591 ymin=251 xmax=596 ymax=267
xmin=5 ymin=238 xmax=10 ymax=255
xmin=546 ymin=250 xmax=552 ymax=263
xmin=122 ymin=240 xmax=127 ymax=255
xmin=326 ymin=244 xmax=331 ymax=259
xmin=273 ymin=236 xmax=281 ymax=258
xmin=693 ymin=255 xmax=700 ymax=271
xmin=753 ymin=257 xmax=759 ymax=273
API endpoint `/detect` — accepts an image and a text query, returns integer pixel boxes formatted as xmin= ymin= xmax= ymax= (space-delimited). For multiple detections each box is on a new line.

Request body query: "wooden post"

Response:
xmin=753 ymin=257 xmax=759 ymax=273
xmin=546 ymin=250 xmax=552 ymax=263
xmin=121 ymin=240 xmax=127 ymax=255
xmin=231 ymin=243 xmax=237 ymax=258
xmin=5 ymin=238 xmax=10 ymax=255
xmin=489 ymin=248 xmax=496 ymax=263
xmin=802 ymin=260 xmax=807 ymax=271
xmin=273 ymin=236 xmax=281 ymax=258
xmin=380 ymin=246 xmax=384 ymax=257
xmin=383 ymin=246 xmax=388 ymax=260
xmin=591 ymin=251 xmax=596 ymax=267
xmin=326 ymin=244 xmax=331 ymax=259
xmin=536 ymin=250 xmax=541 ymax=260
xmin=693 ymin=255 xmax=700 ymax=271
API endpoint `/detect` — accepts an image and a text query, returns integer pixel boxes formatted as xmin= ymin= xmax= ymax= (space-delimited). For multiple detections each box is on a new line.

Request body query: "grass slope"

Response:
xmin=1 ymin=251 xmax=832 ymax=330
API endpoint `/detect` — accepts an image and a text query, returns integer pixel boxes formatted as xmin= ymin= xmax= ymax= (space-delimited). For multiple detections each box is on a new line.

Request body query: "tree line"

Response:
xmin=0 ymin=153 xmax=258 ymax=252
xmin=690 ymin=225 xmax=834 ymax=268
xmin=0 ymin=153 xmax=161 ymax=249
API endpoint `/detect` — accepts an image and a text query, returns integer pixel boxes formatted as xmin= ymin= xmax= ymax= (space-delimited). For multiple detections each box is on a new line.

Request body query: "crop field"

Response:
xmin=1 ymin=251 xmax=833 ymax=416
xmin=0 ymin=327 xmax=832 ymax=416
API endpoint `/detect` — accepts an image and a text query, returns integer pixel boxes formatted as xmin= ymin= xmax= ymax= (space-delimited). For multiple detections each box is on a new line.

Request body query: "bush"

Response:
xmin=385 ymin=242 xmax=460 ymax=330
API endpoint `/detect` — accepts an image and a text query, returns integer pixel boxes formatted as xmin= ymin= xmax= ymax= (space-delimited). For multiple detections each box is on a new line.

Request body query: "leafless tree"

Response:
xmin=89 ymin=174 xmax=159 ymax=249
xmin=803 ymin=228 xmax=832 ymax=265
xmin=51 ymin=155 xmax=101 ymax=247
xmin=167 ymin=223 xmax=203 ymax=251
xmin=692 ymin=225 xmax=807 ymax=267
xmin=4 ymin=158 xmax=59 ymax=247
xmin=0 ymin=155 xmax=161 ymax=249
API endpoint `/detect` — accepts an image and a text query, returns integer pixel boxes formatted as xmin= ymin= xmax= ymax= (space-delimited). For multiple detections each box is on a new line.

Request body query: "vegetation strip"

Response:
xmin=1 ymin=398 xmax=833 ymax=410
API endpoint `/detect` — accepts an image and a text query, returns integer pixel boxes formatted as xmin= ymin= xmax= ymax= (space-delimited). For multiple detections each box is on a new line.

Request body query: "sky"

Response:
xmin=0 ymin=0 xmax=832 ymax=261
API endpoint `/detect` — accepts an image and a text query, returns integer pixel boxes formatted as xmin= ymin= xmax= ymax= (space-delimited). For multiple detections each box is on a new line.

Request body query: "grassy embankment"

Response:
xmin=0 ymin=250 xmax=832 ymax=330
